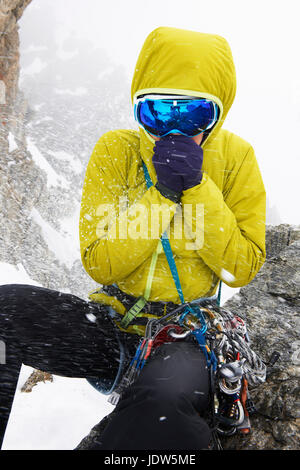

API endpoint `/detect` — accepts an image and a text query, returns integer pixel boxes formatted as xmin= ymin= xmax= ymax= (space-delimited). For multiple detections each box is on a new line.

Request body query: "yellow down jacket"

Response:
xmin=79 ymin=27 xmax=266 ymax=332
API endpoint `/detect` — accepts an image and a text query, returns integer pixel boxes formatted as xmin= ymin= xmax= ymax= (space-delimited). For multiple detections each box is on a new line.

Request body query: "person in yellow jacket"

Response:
xmin=0 ymin=27 xmax=266 ymax=450
xmin=80 ymin=26 xmax=266 ymax=335
xmin=76 ymin=27 xmax=266 ymax=449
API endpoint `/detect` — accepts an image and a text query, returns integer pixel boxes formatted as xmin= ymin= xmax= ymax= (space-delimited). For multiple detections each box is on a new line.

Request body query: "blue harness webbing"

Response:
xmin=142 ymin=161 xmax=222 ymax=307
xmin=143 ymin=161 xmax=220 ymax=371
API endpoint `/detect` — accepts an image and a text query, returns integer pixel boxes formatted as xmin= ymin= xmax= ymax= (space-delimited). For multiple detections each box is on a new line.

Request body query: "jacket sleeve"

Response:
xmin=181 ymin=145 xmax=266 ymax=287
xmin=79 ymin=133 xmax=177 ymax=285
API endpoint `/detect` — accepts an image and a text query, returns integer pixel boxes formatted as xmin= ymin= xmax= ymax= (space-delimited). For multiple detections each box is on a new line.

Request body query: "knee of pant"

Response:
xmin=150 ymin=382 xmax=190 ymax=405
xmin=149 ymin=388 xmax=201 ymax=419
xmin=0 ymin=284 xmax=14 ymax=296
xmin=141 ymin=376 xmax=210 ymax=413
xmin=0 ymin=284 xmax=34 ymax=310
xmin=0 ymin=284 xmax=24 ymax=299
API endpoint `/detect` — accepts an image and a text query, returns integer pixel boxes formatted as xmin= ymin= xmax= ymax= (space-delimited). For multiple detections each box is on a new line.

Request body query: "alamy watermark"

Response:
xmin=94 ymin=199 xmax=204 ymax=250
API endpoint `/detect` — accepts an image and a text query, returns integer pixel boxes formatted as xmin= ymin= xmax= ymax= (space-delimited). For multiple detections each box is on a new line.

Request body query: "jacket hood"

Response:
xmin=131 ymin=27 xmax=236 ymax=179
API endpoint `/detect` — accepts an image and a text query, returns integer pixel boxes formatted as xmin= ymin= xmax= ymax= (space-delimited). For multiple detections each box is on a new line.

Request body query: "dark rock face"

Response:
xmin=265 ymin=223 xmax=300 ymax=260
xmin=221 ymin=224 xmax=300 ymax=450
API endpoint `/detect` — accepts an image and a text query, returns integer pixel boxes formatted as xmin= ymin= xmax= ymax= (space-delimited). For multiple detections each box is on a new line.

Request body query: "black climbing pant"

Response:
xmin=0 ymin=283 xmax=138 ymax=449
xmin=0 ymin=283 xmax=211 ymax=450
xmin=91 ymin=341 xmax=212 ymax=450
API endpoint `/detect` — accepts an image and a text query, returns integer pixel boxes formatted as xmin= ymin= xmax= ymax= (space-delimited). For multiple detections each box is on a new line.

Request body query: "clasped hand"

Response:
xmin=152 ymin=135 xmax=203 ymax=194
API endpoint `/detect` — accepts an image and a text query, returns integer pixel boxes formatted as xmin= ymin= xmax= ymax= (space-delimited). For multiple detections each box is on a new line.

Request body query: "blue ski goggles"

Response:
xmin=134 ymin=94 xmax=219 ymax=138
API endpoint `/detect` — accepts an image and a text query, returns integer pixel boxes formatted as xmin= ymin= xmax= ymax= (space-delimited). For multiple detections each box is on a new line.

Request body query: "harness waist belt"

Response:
xmin=102 ymin=284 xmax=180 ymax=317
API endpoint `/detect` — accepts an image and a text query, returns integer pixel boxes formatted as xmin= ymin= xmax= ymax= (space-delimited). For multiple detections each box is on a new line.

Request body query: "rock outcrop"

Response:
xmin=0 ymin=0 xmax=132 ymax=298
xmin=0 ymin=0 xmax=40 ymax=268
xmin=0 ymin=0 xmax=32 ymax=105
xmin=221 ymin=224 xmax=300 ymax=450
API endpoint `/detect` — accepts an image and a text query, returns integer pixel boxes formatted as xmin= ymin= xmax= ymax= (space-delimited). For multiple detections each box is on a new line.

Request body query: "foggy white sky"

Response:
xmin=20 ymin=0 xmax=300 ymax=224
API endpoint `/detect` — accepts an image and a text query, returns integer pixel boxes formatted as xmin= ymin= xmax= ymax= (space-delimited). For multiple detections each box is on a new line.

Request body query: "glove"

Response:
xmin=152 ymin=135 xmax=203 ymax=202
